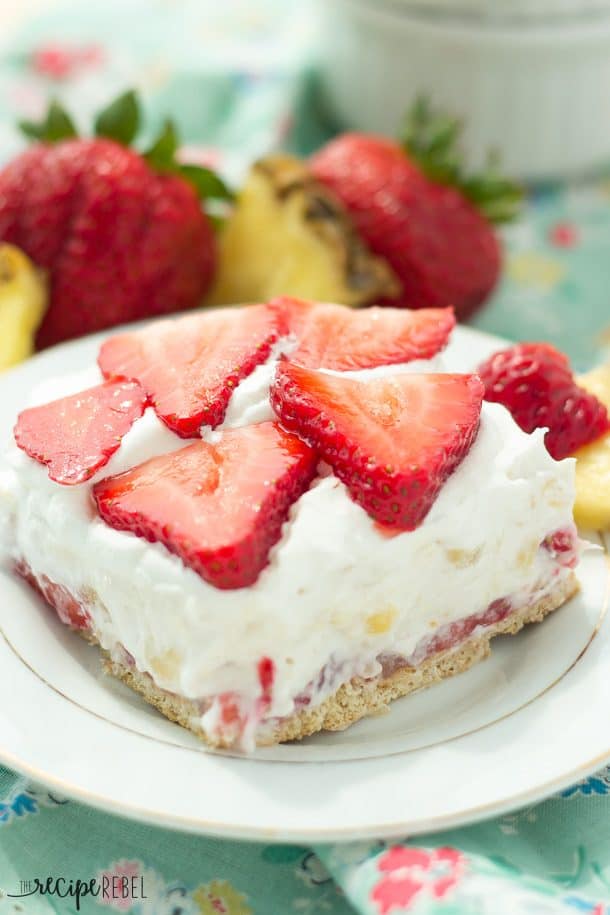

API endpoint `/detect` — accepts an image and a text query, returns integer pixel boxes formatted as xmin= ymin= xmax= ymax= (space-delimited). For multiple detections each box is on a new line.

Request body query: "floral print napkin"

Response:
xmin=1 ymin=765 xmax=610 ymax=914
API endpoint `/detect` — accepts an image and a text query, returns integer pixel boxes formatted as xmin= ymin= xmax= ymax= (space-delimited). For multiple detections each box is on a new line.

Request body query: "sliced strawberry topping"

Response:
xmin=98 ymin=305 xmax=283 ymax=437
xmin=270 ymin=297 xmax=454 ymax=370
xmin=93 ymin=421 xmax=317 ymax=589
xmin=14 ymin=380 xmax=147 ymax=485
xmin=271 ymin=361 xmax=483 ymax=529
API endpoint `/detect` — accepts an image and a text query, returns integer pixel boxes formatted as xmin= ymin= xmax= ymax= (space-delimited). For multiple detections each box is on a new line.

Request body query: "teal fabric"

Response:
xmin=1 ymin=2 xmax=610 ymax=913
xmin=1 ymin=767 xmax=610 ymax=914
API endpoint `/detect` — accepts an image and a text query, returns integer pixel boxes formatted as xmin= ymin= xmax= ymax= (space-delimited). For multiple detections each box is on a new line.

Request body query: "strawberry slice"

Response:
xmin=271 ymin=361 xmax=483 ymax=529
xmin=270 ymin=297 xmax=454 ymax=370
xmin=14 ymin=380 xmax=147 ymax=485
xmin=98 ymin=306 xmax=283 ymax=437
xmin=93 ymin=421 xmax=317 ymax=589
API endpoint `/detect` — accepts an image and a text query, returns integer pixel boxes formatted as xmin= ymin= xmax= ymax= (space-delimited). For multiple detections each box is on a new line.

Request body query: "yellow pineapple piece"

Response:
xmin=574 ymin=365 xmax=610 ymax=529
xmin=0 ymin=244 xmax=47 ymax=371
xmin=577 ymin=364 xmax=610 ymax=406
xmin=207 ymin=154 xmax=399 ymax=307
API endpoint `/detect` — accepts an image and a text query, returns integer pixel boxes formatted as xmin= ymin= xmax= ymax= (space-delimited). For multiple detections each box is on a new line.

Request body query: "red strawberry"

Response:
xmin=99 ymin=305 xmax=282 ymax=436
xmin=14 ymin=380 xmax=147 ymax=484
xmin=271 ymin=361 xmax=483 ymax=529
xmin=270 ymin=297 xmax=454 ymax=370
xmin=93 ymin=421 xmax=317 ymax=589
xmin=478 ymin=342 xmax=610 ymax=460
xmin=310 ymin=99 xmax=521 ymax=320
xmin=0 ymin=93 xmax=230 ymax=348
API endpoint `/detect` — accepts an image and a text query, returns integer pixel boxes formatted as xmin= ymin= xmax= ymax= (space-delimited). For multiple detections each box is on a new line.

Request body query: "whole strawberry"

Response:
xmin=0 ymin=92 xmax=231 ymax=347
xmin=310 ymin=98 xmax=522 ymax=320
xmin=478 ymin=342 xmax=610 ymax=459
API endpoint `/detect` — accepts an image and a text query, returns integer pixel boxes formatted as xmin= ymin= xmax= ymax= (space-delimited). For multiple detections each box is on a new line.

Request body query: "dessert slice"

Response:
xmin=0 ymin=301 xmax=579 ymax=751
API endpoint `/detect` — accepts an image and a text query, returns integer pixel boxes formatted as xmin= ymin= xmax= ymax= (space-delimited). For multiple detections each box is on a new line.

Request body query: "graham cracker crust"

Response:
xmin=102 ymin=571 xmax=578 ymax=749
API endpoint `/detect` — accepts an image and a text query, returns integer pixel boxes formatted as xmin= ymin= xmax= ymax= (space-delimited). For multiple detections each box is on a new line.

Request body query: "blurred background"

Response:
xmin=1 ymin=0 xmax=610 ymax=368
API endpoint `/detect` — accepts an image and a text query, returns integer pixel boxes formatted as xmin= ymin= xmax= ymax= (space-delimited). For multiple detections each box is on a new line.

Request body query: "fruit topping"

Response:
xmin=14 ymin=380 xmax=147 ymax=484
xmin=99 ymin=305 xmax=282 ymax=437
xmin=93 ymin=421 xmax=317 ymax=589
xmin=271 ymin=361 xmax=483 ymax=529
xmin=270 ymin=297 xmax=454 ymax=370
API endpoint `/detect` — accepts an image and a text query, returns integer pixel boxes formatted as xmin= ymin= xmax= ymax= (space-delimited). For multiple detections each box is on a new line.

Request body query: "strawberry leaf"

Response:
xmin=179 ymin=164 xmax=234 ymax=202
xmin=461 ymin=152 xmax=523 ymax=224
xmin=144 ymin=119 xmax=179 ymax=171
xmin=94 ymin=89 xmax=140 ymax=145
xmin=19 ymin=99 xmax=77 ymax=143
xmin=143 ymin=121 xmax=233 ymax=205
xmin=400 ymin=95 xmax=523 ymax=225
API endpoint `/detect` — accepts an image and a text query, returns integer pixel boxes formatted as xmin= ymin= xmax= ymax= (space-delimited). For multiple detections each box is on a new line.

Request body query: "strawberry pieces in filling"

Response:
xmin=98 ymin=305 xmax=284 ymax=437
xmin=93 ymin=421 xmax=317 ymax=589
xmin=270 ymin=296 xmax=455 ymax=370
xmin=14 ymin=380 xmax=147 ymax=485
xmin=16 ymin=561 xmax=91 ymax=630
xmin=543 ymin=525 xmax=579 ymax=569
xmin=271 ymin=360 xmax=483 ymax=529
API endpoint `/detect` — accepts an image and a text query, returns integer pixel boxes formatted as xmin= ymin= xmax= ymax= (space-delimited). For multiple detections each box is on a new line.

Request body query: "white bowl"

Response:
xmin=316 ymin=0 xmax=610 ymax=180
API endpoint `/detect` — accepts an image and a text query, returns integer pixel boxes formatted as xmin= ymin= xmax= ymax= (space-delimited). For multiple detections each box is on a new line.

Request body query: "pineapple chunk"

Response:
xmin=574 ymin=365 xmax=610 ymax=529
xmin=207 ymin=154 xmax=399 ymax=307
xmin=0 ymin=244 xmax=47 ymax=371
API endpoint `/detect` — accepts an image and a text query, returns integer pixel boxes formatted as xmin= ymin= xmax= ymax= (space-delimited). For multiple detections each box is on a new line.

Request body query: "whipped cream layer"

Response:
xmin=0 ymin=345 xmax=576 ymax=735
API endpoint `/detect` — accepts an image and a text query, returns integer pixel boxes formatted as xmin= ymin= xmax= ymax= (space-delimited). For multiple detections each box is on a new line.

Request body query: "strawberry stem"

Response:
xmin=17 ymin=90 xmax=233 ymax=208
xmin=143 ymin=118 xmax=178 ymax=171
xmin=94 ymin=89 xmax=140 ymax=145
xmin=400 ymin=96 xmax=522 ymax=224
xmin=19 ymin=99 xmax=77 ymax=143
xmin=178 ymin=164 xmax=233 ymax=202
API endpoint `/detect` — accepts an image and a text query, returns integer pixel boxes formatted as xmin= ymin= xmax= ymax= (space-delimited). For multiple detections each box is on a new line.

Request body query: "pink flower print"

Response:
xmin=371 ymin=846 xmax=465 ymax=914
xmin=549 ymin=221 xmax=579 ymax=248
xmin=192 ymin=880 xmax=252 ymax=915
xmin=30 ymin=44 xmax=104 ymax=81
xmin=97 ymin=860 xmax=142 ymax=911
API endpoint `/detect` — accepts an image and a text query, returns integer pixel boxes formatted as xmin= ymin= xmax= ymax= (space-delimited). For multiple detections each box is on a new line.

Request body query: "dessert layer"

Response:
xmin=103 ymin=571 xmax=577 ymax=748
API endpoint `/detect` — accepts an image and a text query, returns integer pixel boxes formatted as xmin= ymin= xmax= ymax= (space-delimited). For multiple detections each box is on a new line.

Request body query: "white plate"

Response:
xmin=0 ymin=324 xmax=609 ymax=841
